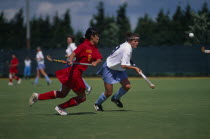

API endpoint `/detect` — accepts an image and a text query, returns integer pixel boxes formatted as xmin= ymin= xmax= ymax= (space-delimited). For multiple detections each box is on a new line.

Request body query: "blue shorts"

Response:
xmin=36 ymin=64 xmax=45 ymax=70
xmin=97 ymin=62 xmax=128 ymax=84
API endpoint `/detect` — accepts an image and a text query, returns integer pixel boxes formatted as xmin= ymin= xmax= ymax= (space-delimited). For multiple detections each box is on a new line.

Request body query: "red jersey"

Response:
xmin=73 ymin=39 xmax=103 ymax=71
xmin=9 ymin=57 xmax=19 ymax=73
xmin=56 ymin=39 xmax=102 ymax=92
xmin=11 ymin=57 xmax=19 ymax=67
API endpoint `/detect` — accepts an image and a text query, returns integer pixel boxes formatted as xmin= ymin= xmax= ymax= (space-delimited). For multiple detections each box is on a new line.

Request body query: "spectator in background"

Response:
xmin=201 ymin=46 xmax=210 ymax=53
xmin=33 ymin=47 xmax=51 ymax=85
xmin=8 ymin=53 xmax=21 ymax=85
xmin=23 ymin=56 xmax=31 ymax=79
xmin=65 ymin=35 xmax=92 ymax=95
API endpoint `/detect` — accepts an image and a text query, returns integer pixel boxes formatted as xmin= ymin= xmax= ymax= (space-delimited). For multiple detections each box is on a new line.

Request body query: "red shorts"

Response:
xmin=56 ymin=66 xmax=86 ymax=92
xmin=9 ymin=68 xmax=18 ymax=74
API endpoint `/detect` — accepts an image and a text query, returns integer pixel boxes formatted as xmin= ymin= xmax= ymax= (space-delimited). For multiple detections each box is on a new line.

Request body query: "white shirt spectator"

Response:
xmin=107 ymin=42 xmax=132 ymax=71
xmin=66 ymin=43 xmax=77 ymax=55
xmin=66 ymin=43 xmax=77 ymax=61
xmin=24 ymin=59 xmax=31 ymax=67
xmin=36 ymin=51 xmax=44 ymax=64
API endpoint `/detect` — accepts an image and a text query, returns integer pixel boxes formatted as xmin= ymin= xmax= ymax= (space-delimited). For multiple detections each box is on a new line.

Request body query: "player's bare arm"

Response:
xmin=91 ymin=59 xmax=102 ymax=67
xmin=68 ymin=52 xmax=76 ymax=65
xmin=121 ymin=65 xmax=142 ymax=73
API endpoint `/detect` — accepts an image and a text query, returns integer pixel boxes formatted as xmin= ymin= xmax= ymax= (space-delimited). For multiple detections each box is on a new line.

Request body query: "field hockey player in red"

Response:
xmin=8 ymin=53 xmax=21 ymax=85
xmin=29 ymin=27 xmax=102 ymax=115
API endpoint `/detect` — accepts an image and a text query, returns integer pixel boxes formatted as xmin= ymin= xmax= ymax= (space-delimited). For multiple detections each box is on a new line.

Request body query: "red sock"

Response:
xmin=9 ymin=78 xmax=13 ymax=82
xmin=38 ymin=91 xmax=56 ymax=100
xmin=58 ymin=96 xmax=86 ymax=109
xmin=13 ymin=76 xmax=19 ymax=80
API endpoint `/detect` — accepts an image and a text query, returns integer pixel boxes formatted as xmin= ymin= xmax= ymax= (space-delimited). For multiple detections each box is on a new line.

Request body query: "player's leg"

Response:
xmin=40 ymin=68 xmax=51 ymax=85
xmin=33 ymin=69 xmax=40 ymax=85
xmin=25 ymin=66 xmax=30 ymax=79
xmin=58 ymin=91 xmax=86 ymax=109
xmin=13 ymin=73 xmax=21 ymax=84
xmin=28 ymin=66 xmax=31 ymax=79
xmin=94 ymin=82 xmax=113 ymax=111
xmin=113 ymin=78 xmax=131 ymax=99
xmin=29 ymin=85 xmax=70 ymax=106
xmin=8 ymin=72 xmax=13 ymax=85
xmin=12 ymin=69 xmax=21 ymax=84
xmin=82 ymin=78 xmax=92 ymax=95
xmin=111 ymin=78 xmax=131 ymax=108
xmin=23 ymin=67 xmax=27 ymax=79
xmin=55 ymin=78 xmax=86 ymax=115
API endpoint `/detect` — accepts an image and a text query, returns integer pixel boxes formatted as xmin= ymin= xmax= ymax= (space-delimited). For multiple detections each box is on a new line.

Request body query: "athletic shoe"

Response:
xmin=85 ymin=86 xmax=92 ymax=95
xmin=94 ymin=104 xmax=103 ymax=111
xmin=47 ymin=81 xmax=52 ymax=86
xmin=17 ymin=79 xmax=22 ymax=84
xmin=55 ymin=106 xmax=68 ymax=115
xmin=111 ymin=97 xmax=123 ymax=108
xmin=8 ymin=82 xmax=13 ymax=86
xmin=29 ymin=93 xmax=38 ymax=106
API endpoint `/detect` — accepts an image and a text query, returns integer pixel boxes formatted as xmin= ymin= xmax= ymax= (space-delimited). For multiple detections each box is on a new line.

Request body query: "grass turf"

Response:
xmin=0 ymin=78 xmax=210 ymax=139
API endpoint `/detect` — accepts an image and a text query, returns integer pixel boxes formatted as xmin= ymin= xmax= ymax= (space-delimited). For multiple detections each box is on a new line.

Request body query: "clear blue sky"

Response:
xmin=0 ymin=0 xmax=209 ymax=33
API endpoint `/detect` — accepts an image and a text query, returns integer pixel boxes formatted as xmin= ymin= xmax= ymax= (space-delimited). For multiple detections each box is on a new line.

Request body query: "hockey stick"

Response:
xmin=139 ymin=72 xmax=155 ymax=89
xmin=46 ymin=55 xmax=92 ymax=66
xmin=130 ymin=60 xmax=155 ymax=89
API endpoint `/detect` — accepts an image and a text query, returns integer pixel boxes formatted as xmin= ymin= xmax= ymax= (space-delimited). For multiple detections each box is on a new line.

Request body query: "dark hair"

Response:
xmin=79 ymin=36 xmax=85 ymax=44
xmin=11 ymin=53 xmax=16 ymax=56
xmin=126 ymin=32 xmax=140 ymax=41
xmin=85 ymin=27 xmax=99 ymax=40
xmin=67 ymin=35 xmax=75 ymax=42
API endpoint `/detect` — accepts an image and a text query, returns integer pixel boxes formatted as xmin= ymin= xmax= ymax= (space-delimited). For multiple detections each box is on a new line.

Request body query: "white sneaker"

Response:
xmin=29 ymin=93 xmax=38 ymax=106
xmin=85 ymin=86 xmax=92 ymax=95
xmin=17 ymin=79 xmax=22 ymax=84
xmin=55 ymin=106 xmax=68 ymax=115
xmin=8 ymin=82 xmax=13 ymax=86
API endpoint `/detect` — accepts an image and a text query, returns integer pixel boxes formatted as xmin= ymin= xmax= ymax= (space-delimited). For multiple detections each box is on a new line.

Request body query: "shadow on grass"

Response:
xmin=50 ymin=112 xmax=97 ymax=116
xmin=38 ymin=110 xmax=144 ymax=116
xmin=104 ymin=109 xmax=145 ymax=112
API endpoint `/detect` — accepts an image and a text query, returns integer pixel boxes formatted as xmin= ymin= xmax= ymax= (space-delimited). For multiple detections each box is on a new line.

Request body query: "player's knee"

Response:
xmin=56 ymin=91 xmax=68 ymax=98
xmin=76 ymin=96 xmax=86 ymax=105
xmin=104 ymin=91 xmax=112 ymax=97
xmin=123 ymin=84 xmax=131 ymax=91
xmin=81 ymin=97 xmax=86 ymax=103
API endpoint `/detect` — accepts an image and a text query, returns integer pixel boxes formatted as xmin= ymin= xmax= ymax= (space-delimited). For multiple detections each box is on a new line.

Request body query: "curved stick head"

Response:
xmin=150 ymin=84 xmax=155 ymax=89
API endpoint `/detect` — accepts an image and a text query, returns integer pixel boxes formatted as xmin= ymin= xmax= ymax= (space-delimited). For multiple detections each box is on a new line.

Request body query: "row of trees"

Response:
xmin=0 ymin=2 xmax=210 ymax=49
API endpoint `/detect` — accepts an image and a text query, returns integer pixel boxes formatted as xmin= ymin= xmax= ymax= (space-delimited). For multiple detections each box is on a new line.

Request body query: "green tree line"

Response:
xmin=0 ymin=2 xmax=210 ymax=49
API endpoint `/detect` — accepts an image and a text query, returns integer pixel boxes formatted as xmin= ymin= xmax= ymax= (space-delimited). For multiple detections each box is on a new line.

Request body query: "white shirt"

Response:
xmin=24 ymin=59 xmax=31 ymax=67
xmin=204 ymin=50 xmax=210 ymax=53
xmin=66 ymin=43 xmax=77 ymax=61
xmin=36 ymin=51 xmax=44 ymax=64
xmin=107 ymin=42 xmax=132 ymax=71
xmin=66 ymin=43 xmax=77 ymax=55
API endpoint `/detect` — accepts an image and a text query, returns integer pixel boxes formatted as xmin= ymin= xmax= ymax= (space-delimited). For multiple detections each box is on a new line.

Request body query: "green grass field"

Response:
xmin=0 ymin=77 xmax=210 ymax=139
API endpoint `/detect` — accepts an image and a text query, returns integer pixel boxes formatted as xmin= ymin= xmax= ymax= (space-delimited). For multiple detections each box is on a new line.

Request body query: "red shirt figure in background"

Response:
xmin=8 ymin=53 xmax=21 ymax=86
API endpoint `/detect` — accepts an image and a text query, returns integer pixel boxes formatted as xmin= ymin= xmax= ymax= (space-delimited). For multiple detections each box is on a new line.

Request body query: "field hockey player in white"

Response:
xmin=33 ymin=47 xmax=51 ymax=85
xmin=94 ymin=32 xmax=141 ymax=111
xmin=65 ymin=36 xmax=92 ymax=95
